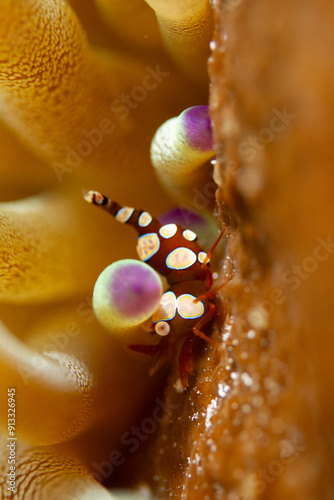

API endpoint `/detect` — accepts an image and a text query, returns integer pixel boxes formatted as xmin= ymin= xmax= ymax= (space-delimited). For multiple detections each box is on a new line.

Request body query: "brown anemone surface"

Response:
xmin=146 ymin=0 xmax=334 ymax=499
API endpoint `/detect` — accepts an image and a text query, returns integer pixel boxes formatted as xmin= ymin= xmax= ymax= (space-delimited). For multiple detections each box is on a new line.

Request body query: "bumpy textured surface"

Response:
xmin=146 ymin=0 xmax=334 ymax=498
xmin=145 ymin=0 xmax=213 ymax=85
xmin=0 ymin=1 xmax=208 ymax=498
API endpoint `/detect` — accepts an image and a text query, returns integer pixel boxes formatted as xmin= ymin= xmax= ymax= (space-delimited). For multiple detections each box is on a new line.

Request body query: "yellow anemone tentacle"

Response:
xmin=144 ymin=0 xmax=213 ymax=86
xmin=94 ymin=0 xmax=163 ymax=52
xmin=150 ymin=106 xmax=215 ymax=207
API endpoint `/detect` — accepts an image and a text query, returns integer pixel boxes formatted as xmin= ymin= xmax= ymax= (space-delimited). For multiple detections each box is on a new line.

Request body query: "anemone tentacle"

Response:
xmin=145 ymin=0 xmax=214 ymax=86
xmin=94 ymin=0 xmax=163 ymax=52
xmin=0 ymin=189 xmax=143 ymax=302
xmin=0 ymin=320 xmax=93 ymax=445
xmin=93 ymin=259 xmax=163 ymax=331
xmin=150 ymin=105 xmax=215 ymax=206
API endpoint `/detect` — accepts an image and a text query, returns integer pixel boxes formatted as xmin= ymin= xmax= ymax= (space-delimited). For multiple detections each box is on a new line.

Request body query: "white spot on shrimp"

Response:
xmin=138 ymin=211 xmax=153 ymax=227
xmin=166 ymin=247 xmax=197 ymax=270
xmin=159 ymin=223 xmax=177 ymax=239
xmin=183 ymin=229 xmax=197 ymax=241
xmin=115 ymin=206 xmax=134 ymax=223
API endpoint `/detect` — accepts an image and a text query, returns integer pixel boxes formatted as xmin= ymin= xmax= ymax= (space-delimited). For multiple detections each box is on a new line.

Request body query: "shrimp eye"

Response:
xmin=155 ymin=321 xmax=170 ymax=337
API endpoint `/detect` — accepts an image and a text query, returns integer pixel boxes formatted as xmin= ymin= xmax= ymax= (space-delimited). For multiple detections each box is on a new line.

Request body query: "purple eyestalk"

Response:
xmin=159 ymin=207 xmax=219 ymax=250
xmin=159 ymin=207 xmax=207 ymax=228
xmin=93 ymin=259 xmax=163 ymax=331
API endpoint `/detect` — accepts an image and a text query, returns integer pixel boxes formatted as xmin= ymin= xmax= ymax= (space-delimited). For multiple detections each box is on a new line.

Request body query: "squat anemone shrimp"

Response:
xmin=85 ymin=191 xmax=226 ymax=387
xmin=86 ymin=104 xmax=222 ymax=387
